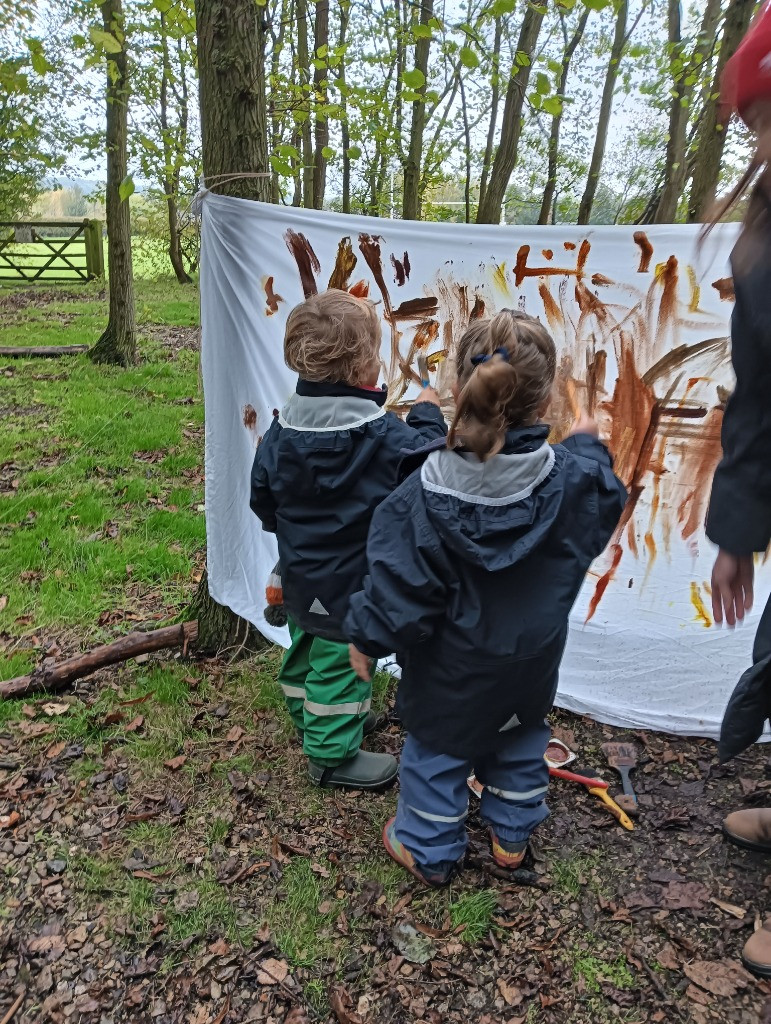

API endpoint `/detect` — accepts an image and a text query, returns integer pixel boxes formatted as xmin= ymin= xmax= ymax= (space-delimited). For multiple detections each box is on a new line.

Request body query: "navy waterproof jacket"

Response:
xmin=249 ymin=380 xmax=447 ymax=641
xmin=344 ymin=426 xmax=628 ymax=759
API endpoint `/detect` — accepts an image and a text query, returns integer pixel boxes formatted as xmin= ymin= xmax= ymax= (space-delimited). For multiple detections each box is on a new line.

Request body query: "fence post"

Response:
xmin=84 ymin=219 xmax=105 ymax=280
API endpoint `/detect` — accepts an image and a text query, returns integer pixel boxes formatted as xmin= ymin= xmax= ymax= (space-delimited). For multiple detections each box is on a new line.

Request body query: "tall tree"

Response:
xmin=687 ymin=0 xmax=755 ymax=223
xmin=476 ymin=2 xmax=544 ymax=225
xmin=312 ymin=0 xmax=329 ymax=209
xmin=538 ymin=4 xmax=591 ymax=225
xmin=653 ymin=0 xmax=721 ymax=223
xmin=402 ymin=0 xmax=433 ymax=220
xmin=477 ymin=14 xmax=502 ymax=216
xmin=193 ymin=0 xmax=271 ymax=654
xmin=89 ymin=0 xmax=137 ymax=367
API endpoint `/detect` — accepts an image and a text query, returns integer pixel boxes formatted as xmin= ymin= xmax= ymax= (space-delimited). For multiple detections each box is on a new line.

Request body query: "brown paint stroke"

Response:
xmin=712 ymin=276 xmax=735 ymax=301
xmin=349 ymin=280 xmax=369 ymax=298
xmin=542 ymin=249 xmax=554 ymax=260
xmin=604 ymin=332 xmax=656 ymax=486
xmin=358 ymin=234 xmax=392 ymax=314
xmin=675 ymin=406 xmax=723 ymax=541
xmin=391 ymin=296 xmax=439 ymax=320
xmin=655 ymin=255 xmax=679 ymax=345
xmin=328 ymin=236 xmax=357 ymax=290
xmin=514 ymin=240 xmax=591 ymax=288
xmin=413 ymin=320 xmax=439 ymax=349
xmin=633 ymin=231 xmax=653 ymax=273
xmin=591 ymin=273 xmax=613 ymax=287
xmin=585 ymin=349 xmax=607 ymax=416
xmin=470 ymin=295 xmax=485 ymax=319
xmin=538 ymin=282 xmax=564 ymax=332
xmin=642 ymin=337 xmax=728 ymax=389
xmin=243 ymin=404 xmax=257 ymax=430
xmin=391 ymin=251 xmax=411 ymax=287
xmin=564 ymin=242 xmax=576 ymax=251
xmin=263 ymin=276 xmax=284 ymax=316
xmin=585 ymin=543 xmax=623 ymax=623
xmin=284 ymin=229 xmax=321 ymax=298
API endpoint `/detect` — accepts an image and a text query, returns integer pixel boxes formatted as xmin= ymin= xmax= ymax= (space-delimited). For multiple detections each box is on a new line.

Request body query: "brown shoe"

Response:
xmin=723 ymin=808 xmax=771 ymax=853
xmin=743 ymin=921 xmax=771 ymax=978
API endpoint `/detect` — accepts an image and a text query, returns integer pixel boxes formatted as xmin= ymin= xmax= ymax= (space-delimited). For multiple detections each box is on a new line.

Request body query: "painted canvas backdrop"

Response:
xmin=199 ymin=191 xmax=767 ymax=738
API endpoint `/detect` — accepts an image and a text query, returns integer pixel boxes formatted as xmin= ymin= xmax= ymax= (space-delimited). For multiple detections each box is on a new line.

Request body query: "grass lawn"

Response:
xmin=1 ymin=282 xmax=770 ymax=1024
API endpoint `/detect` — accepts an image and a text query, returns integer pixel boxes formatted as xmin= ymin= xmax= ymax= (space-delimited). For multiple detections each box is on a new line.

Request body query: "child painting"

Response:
xmin=249 ymin=288 xmax=447 ymax=790
xmin=345 ymin=309 xmax=628 ymax=885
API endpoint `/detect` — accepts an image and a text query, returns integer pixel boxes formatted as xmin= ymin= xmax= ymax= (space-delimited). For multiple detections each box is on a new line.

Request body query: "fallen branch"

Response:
xmin=0 ymin=991 xmax=25 ymax=1024
xmin=0 ymin=345 xmax=89 ymax=358
xmin=0 ymin=621 xmax=198 ymax=699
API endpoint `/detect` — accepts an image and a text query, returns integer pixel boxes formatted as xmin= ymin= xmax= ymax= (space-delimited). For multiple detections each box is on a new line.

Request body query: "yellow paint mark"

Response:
xmin=644 ymin=532 xmax=656 ymax=564
xmin=686 ymin=265 xmax=700 ymax=312
xmin=493 ymin=262 xmax=509 ymax=293
xmin=690 ymin=581 xmax=712 ymax=628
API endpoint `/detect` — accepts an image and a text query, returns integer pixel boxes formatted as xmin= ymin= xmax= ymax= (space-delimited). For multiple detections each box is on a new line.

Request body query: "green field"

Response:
xmin=0 ymin=236 xmax=180 ymax=282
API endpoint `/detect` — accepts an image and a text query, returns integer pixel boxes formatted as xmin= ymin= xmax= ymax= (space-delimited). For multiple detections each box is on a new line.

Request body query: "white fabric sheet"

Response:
xmin=199 ymin=192 xmax=767 ymax=738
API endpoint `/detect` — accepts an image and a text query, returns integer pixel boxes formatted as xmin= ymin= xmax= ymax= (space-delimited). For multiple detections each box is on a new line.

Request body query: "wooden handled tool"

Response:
xmin=601 ymin=742 xmax=639 ymax=816
xmin=417 ymin=353 xmax=430 ymax=388
xmin=588 ymin=786 xmax=635 ymax=831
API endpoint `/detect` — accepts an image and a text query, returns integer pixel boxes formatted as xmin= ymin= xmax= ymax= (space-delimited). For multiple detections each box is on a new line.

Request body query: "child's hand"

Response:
xmin=414 ymin=386 xmax=441 ymax=407
xmin=569 ymin=413 xmax=599 ymax=438
xmin=349 ymin=644 xmax=372 ymax=681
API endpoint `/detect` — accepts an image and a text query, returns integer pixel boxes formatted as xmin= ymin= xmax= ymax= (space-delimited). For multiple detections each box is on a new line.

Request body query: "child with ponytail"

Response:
xmin=344 ymin=309 xmax=627 ymax=886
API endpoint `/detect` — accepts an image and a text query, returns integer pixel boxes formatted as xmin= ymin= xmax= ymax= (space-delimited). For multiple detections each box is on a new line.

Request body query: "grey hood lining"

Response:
xmin=279 ymin=393 xmax=387 ymax=433
xmin=421 ymin=444 xmax=556 ymax=506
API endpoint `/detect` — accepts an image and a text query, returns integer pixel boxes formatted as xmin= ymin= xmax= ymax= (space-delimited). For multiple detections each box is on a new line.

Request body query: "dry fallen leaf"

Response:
xmin=45 ymin=741 xmax=67 ymax=760
xmin=0 ymin=811 xmax=20 ymax=829
xmin=225 ymin=725 xmax=245 ymax=743
xmin=255 ymin=957 xmax=289 ymax=986
xmin=164 ymin=755 xmax=187 ymax=771
xmin=125 ymin=715 xmax=144 ymax=733
xmin=17 ymin=720 xmax=54 ymax=738
xmin=28 ymin=934 xmax=66 ymax=954
xmin=42 ymin=702 xmax=70 ymax=717
xmin=208 ymin=938 xmax=229 ymax=956
xmin=710 ymin=897 xmax=747 ymax=920
xmin=497 ymin=978 xmax=523 ymax=1007
xmin=684 ymin=959 xmax=752 ymax=997
xmin=21 ymin=704 xmax=36 ymax=719
xmin=0 ymin=595 xmax=7 ymax=612
xmin=329 ymin=983 xmax=364 ymax=1024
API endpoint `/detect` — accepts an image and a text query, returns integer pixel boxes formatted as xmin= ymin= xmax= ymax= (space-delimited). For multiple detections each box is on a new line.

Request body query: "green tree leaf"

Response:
xmin=118 ymin=176 xmax=135 ymax=202
xmin=402 ymin=69 xmax=426 ymax=90
xmin=90 ymin=28 xmax=122 ymax=53
xmin=535 ymin=72 xmax=550 ymax=95
xmin=346 ymin=145 xmax=362 ymax=159
xmin=459 ymin=46 xmax=478 ymax=69
xmin=321 ymin=145 xmax=335 ymax=159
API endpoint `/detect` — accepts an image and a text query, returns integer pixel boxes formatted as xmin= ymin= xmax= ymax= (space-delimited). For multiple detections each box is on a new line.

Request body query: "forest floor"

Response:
xmin=2 ymin=283 xmax=771 ymax=1024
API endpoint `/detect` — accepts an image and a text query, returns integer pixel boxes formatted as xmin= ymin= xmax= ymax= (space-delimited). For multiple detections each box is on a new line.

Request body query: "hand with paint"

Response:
xmin=414 ymin=385 xmax=441 ymax=407
xmin=349 ymin=643 xmax=373 ymax=681
xmin=568 ymin=412 xmax=599 ymax=438
xmin=711 ymin=550 xmax=754 ymax=628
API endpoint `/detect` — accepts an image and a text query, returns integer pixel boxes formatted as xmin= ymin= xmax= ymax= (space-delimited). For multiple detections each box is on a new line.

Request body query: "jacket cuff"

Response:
xmin=706 ymin=485 xmax=771 ymax=555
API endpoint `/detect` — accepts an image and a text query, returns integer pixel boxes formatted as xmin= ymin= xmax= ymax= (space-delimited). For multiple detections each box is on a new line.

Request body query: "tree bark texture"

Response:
xmin=89 ymin=0 xmax=137 ymax=367
xmin=577 ymin=0 xmax=628 ymax=226
xmin=160 ymin=11 xmax=193 ymax=284
xmin=296 ymin=0 xmax=314 ymax=207
xmin=312 ymin=0 xmax=329 ymax=209
xmin=478 ymin=15 xmax=502 ymax=215
xmin=538 ymin=6 xmax=591 ymax=225
xmin=476 ymin=3 xmax=544 ymax=225
xmin=402 ymin=0 xmax=433 ymax=220
xmin=654 ymin=0 xmax=721 ymax=224
xmin=687 ymin=0 xmax=755 ymax=222
xmin=194 ymin=0 xmax=271 ymax=203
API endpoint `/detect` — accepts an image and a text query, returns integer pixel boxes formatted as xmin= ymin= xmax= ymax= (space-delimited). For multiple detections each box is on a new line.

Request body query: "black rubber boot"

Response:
xmin=308 ymin=750 xmax=398 ymax=790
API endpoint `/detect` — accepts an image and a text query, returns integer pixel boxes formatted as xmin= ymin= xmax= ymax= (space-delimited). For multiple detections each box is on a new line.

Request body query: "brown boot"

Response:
xmin=742 ymin=921 xmax=771 ymax=978
xmin=723 ymin=808 xmax=771 ymax=853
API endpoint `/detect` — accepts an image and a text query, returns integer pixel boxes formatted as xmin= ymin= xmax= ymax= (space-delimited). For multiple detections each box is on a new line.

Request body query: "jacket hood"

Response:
xmin=420 ymin=425 xmax=563 ymax=570
xmin=276 ymin=391 xmax=388 ymax=497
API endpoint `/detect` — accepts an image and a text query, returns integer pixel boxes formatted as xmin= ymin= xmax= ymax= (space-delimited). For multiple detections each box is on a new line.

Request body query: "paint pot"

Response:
xmin=544 ymin=738 xmax=577 ymax=768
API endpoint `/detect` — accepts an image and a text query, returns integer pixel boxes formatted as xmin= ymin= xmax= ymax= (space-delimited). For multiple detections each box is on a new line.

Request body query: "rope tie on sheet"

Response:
xmin=189 ymin=172 xmax=273 ymax=219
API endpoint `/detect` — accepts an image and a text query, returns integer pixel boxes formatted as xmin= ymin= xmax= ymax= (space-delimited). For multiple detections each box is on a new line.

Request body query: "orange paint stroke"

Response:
xmin=690 ymin=581 xmax=712 ymax=628
xmin=413 ymin=319 xmax=439 ymax=350
xmin=538 ymin=282 xmax=564 ymax=332
xmin=349 ymin=280 xmax=369 ymax=298
xmin=542 ymin=249 xmax=554 ymax=260
xmin=263 ymin=276 xmax=283 ymax=316
xmin=585 ymin=543 xmax=623 ymax=624
xmin=633 ymin=231 xmax=653 ymax=273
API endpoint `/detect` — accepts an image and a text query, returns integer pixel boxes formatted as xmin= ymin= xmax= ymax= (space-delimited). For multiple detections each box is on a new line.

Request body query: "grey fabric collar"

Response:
xmin=279 ymin=393 xmax=387 ymax=432
xmin=421 ymin=444 xmax=555 ymax=506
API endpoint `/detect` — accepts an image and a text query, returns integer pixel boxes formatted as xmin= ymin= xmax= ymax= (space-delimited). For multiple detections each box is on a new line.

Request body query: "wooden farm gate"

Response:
xmin=0 ymin=220 xmax=104 ymax=283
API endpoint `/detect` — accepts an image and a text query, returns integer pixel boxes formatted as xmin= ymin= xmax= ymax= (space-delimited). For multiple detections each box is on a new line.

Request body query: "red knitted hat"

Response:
xmin=721 ymin=1 xmax=771 ymax=124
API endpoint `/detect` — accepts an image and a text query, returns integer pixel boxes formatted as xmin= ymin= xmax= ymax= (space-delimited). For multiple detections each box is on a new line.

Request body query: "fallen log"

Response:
xmin=0 ymin=621 xmax=198 ymax=699
xmin=0 ymin=345 xmax=89 ymax=358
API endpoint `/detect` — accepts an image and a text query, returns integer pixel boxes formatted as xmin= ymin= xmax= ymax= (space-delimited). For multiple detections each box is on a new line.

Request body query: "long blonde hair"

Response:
xmin=447 ymin=309 xmax=556 ymax=462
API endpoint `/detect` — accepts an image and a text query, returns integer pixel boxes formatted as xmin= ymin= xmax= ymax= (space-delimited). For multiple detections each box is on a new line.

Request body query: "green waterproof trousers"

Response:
xmin=278 ymin=618 xmax=372 ymax=765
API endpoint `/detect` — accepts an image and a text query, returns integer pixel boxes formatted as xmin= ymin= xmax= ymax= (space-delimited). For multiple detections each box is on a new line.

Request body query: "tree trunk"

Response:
xmin=338 ymin=0 xmax=351 ymax=214
xmin=476 ymin=3 xmax=544 ymax=225
xmin=538 ymin=6 xmax=590 ymax=225
xmin=194 ymin=0 xmax=271 ymax=655
xmin=478 ymin=15 xmax=502 ymax=215
xmin=654 ymin=0 xmax=721 ymax=224
xmin=312 ymin=0 xmax=329 ymax=209
xmin=402 ymin=0 xmax=433 ymax=220
xmin=89 ymin=0 xmax=137 ymax=367
xmin=296 ymin=0 xmax=314 ymax=207
xmin=577 ymin=0 xmax=628 ymax=226
xmin=687 ymin=0 xmax=755 ymax=222
xmin=159 ymin=11 xmax=193 ymax=285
